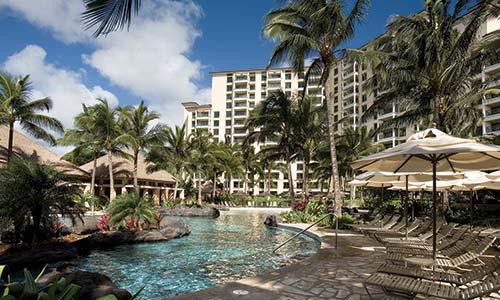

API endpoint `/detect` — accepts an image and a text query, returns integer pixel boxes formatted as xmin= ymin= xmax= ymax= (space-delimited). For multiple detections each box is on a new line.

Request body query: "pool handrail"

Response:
xmin=272 ymin=213 xmax=335 ymax=253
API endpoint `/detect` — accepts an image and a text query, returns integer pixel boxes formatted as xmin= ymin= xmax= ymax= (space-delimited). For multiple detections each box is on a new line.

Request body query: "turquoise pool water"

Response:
xmin=74 ymin=210 xmax=320 ymax=299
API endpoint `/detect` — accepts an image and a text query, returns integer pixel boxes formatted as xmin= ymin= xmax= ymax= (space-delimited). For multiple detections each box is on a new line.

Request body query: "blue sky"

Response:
xmin=0 ymin=1 xmax=424 ymax=129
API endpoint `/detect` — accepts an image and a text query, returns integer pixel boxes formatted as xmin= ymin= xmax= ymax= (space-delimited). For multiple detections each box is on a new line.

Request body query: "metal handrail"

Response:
xmin=272 ymin=213 xmax=334 ymax=253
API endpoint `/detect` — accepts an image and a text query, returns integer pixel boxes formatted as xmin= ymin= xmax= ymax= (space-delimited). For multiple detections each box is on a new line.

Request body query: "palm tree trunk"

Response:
xmin=244 ymin=168 xmax=249 ymax=194
xmin=433 ymin=95 xmax=443 ymax=130
xmin=7 ymin=121 xmax=14 ymax=164
xmin=325 ymin=66 xmax=343 ymax=217
xmin=133 ymin=150 xmax=139 ymax=193
xmin=303 ymin=160 xmax=309 ymax=198
xmin=90 ymin=152 xmax=97 ymax=196
xmin=107 ymin=150 xmax=116 ymax=202
xmin=212 ymin=173 xmax=217 ymax=200
xmin=197 ymin=168 xmax=202 ymax=206
xmin=173 ymin=178 xmax=178 ymax=200
xmin=286 ymin=156 xmax=295 ymax=205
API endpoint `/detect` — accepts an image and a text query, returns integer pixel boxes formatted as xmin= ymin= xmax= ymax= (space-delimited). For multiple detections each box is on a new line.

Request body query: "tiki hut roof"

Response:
xmin=79 ymin=150 xmax=176 ymax=184
xmin=0 ymin=125 xmax=88 ymax=177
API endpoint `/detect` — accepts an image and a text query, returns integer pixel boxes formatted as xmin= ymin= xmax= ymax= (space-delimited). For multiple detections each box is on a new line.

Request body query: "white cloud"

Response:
xmin=2 ymin=45 xmax=118 ymax=129
xmin=0 ymin=0 xmax=212 ymax=126
xmin=0 ymin=0 xmax=89 ymax=44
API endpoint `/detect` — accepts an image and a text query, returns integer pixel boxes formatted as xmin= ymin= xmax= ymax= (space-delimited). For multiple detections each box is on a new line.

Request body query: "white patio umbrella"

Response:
xmin=352 ymin=128 xmax=500 ymax=260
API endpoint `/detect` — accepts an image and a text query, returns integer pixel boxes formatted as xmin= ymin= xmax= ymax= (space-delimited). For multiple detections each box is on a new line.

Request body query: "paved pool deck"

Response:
xmin=166 ymin=225 xmax=391 ymax=300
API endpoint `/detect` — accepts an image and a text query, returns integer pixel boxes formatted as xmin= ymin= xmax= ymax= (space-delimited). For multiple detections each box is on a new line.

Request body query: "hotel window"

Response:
xmin=296 ymin=163 xmax=303 ymax=171
xmin=362 ymin=94 xmax=367 ymax=102
xmin=298 ymin=72 xmax=305 ymax=79
xmin=334 ymin=115 xmax=338 ymax=122
xmin=226 ymin=111 xmax=231 ymax=117
xmin=213 ymin=129 xmax=219 ymax=135
xmin=226 ymin=85 xmax=232 ymax=92
xmin=298 ymin=82 xmax=305 ymax=88
xmin=334 ymin=105 xmax=338 ymax=112
xmin=213 ymin=120 xmax=219 ymax=126
xmin=226 ymin=94 xmax=232 ymax=100
xmin=261 ymin=92 xmax=266 ymax=98
xmin=225 ymin=129 xmax=231 ymax=134
xmin=362 ymin=73 xmax=367 ymax=81
xmin=225 ymin=120 xmax=231 ymax=126
xmin=285 ymin=72 xmax=292 ymax=80
xmin=285 ymin=82 xmax=291 ymax=89
xmin=213 ymin=137 xmax=219 ymax=143
xmin=283 ymin=182 xmax=289 ymax=189
xmin=214 ymin=111 xmax=219 ymax=118
xmin=191 ymin=121 xmax=195 ymax=127
xmin=285 ymin=91 xmax=291 ymax=97
xmin=334 ymin=68 xmax=338 ymax=75
xmin=249 ymin=73 xmax=255 ymax=81
xmin=226 ymin=103 xmax=232 ymax=109
xmin=192 ymin=112 xmax=195 ymax=118
xmin=362 ymin=105 xmax=367 ymax=112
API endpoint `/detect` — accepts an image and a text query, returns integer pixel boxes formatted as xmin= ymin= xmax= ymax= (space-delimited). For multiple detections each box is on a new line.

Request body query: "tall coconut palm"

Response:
xmin=0 ymin=72 xmax=64 ymax=163
xmin=189 ymin=130 xmax=214 ymax=205
xmin=355 ymin=0 xmax=500 ymax=136
xmin=59 ymin=104 xmax=103 ymax=196
xmin=92 ymin=99 xmax=122 ymax=202
xmin=263 ymin=0 xmax=370 ymax=216
xmin=241 ymin=143 xmax=259 ymax=194
xmin=82 ymin=0 xmax=141 ymax=37
xmin=119 ymin=101 xmax=163 ymax=192
xmin=147 ymin=123 xmax=191 ymax=202
xmin=292 ymin=97 xmax=325 ymax=197
xmin=246 ymin=91 xmax=299 ymax=204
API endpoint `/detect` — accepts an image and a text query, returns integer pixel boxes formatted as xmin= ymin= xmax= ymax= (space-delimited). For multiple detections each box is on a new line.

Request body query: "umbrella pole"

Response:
xmin=405 ymin=175 xmax=409 ymax=239
xmin=380 ymin=185 xmax=384 ymax=228
xmin=470 ymin=190 xmax=474 ymax=229
xmin=432 ymin=159 xmax=437 ymax=261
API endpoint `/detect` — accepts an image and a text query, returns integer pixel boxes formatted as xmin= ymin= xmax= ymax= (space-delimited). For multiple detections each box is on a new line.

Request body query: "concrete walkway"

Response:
xmin=167 ymin=225 xmax=390 ymax=300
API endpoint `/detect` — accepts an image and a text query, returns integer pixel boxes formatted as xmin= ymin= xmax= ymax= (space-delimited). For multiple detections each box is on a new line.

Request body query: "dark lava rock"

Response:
xmin=75 ymin=220 xmax=190 ymax=250
xmin=264 ymin=215 xmax=278 ymax=227
xmin=39 ymin=271 xmax=131 ymax=300
xmin=71 ymin=216 xmax=99 ymax=235
xmin=0 ymin=243 xmax=78 ymax=270
xmin=162 ymin=205 xmax=220 ymax=218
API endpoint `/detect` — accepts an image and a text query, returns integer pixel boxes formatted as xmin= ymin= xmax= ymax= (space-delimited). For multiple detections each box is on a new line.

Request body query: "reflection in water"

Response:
xmin=74 ymin=210 xmax=319 ymax=299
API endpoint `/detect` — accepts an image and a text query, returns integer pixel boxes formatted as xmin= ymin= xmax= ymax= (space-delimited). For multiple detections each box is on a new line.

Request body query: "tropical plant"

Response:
xmin=92 ymin=99 xmax=123 ymax=201
xmin=60 ymin=104 xmax=104 ymax=196
xmin=241 ymin=143 xmax=259 ymax=194
xmin=0 ymin=159 xmax=82 ymax=243
xmin=82 ymin=0 xmax=141 ymax=37
xmin=292 ymin=96 xmax=325 ymax=197
xmin=188 ymin=130 xmax=215 ymax=205
xmin=246 ymin=91 xmax=299 ymax=204
xmin=107 ymin=192 xmax=157 ymax=230
xmin=263 ymin=0 xmax=370 ymax=216
xmin=353 ymin=0 xmax=500 ymax=136
xmin=0 ymin=72 xmax=64 ymax=163
xmin=118 ymin=101 xmax=163 ymax=191
xmin=147 ymin=123 xmax=191 ymax=201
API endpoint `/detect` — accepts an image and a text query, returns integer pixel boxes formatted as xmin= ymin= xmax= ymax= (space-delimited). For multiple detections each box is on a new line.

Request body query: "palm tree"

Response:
xmin=0 ymin=72 xmax=64 ymax=163
xmin=107 ymin=191 xmax=157 ymax=231
xmin=0 ymin=159 xmax=82 ymax=243
xmin=82 ymin=0 xmax=141 ymax=37
xmin=118 ymin=101 xmax=163 ymax=192
xmin=189 ymin=130 xmax=214 ymax=205
xmin=241 ymin=143 xmax=259 ymax=194
xmin=92 ymin=99 xmax=122 ymax=202
xmin=263 ymin=0 xmax=370 ymax=216
xmin=246 ymin=91 xmax=299 ymax=203
xmin=59 ymin=104 xmax=103 ymax=197
xmin=355 ymin=0 xmax=499 ymax=136
xmin=147 ymin=123 xmax=191 ymax=202
xmin=292 ymin=97 xmax=325 ymax=197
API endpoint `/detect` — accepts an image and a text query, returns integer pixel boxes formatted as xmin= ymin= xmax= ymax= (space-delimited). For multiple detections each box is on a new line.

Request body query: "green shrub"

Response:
xmin=107 ymin=192 xmax=157 ymax=230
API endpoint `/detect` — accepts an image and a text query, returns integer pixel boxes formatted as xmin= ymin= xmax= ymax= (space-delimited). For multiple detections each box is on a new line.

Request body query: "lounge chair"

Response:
xmin=373 ymin=218 xmax=423 ymax=241
xmin=360 ymin=215 xmax=400 ymax=234
xmin=351 ymin=213 xmax=391 ymax=231
xmin=364 ymin=270 xmax=500 ymax=299
xmin=387 ymin=236 xmax=496 ymax=268
xmin=377 ymin=256 xmax=500 ymax=286
xmin=386 ymin=227 xmax=468 ymax=252
xmin=382 ymin=222 xmax=455 ymax=246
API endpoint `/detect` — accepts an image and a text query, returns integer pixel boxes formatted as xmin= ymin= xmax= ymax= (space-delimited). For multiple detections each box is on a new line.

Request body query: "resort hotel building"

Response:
xmin=183 ymin=14 xmax=500 ymax=196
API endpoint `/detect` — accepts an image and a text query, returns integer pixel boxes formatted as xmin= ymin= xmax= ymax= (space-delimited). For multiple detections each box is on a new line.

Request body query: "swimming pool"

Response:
xmin=73 ymin=210 xmax=320 ymax=299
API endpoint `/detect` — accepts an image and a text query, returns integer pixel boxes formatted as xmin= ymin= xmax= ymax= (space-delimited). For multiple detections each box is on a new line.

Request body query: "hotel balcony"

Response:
xmin=267 ymin=74 xmax=282 ymax=81
xmin=484 ymin=109 xmax=500 ymax=122
xmin=196 ymin=112 xmax=210 ymax=119
xmin=234 ymin=75 xmax=248 ymax=82
xmin=267 ymin=83 xmax=282 ymax=90
xmin=378 ymin=110 xmax=394 ymax=121
xmin=488 ymin=78 xmax=500 ymax=88
xmin=377 ymin=133 xmax=394 ymax=143
xmin=233 ymin=101 xmax=248 ymax=108
xmin=343 ymin=81 xmax=357 ymax=90
xmin=484 ymin=95 xmax=500 ymax=106
xmin=484 ymin=63 xmax=500 ymax=76
xmin=343 ymin=101 xmax=355 ymax=110
xmin=234 ymin=92 xmax=247 ymax=99
xmin=343 ymin=91 xmax=356 ymax=100
xmin=485 ymin=124 xmax=500 ymax=135
xmin=343 ymin=71 xmax=358 ymax=80
xmin=233 ymin=84 xmax=248 ymax=91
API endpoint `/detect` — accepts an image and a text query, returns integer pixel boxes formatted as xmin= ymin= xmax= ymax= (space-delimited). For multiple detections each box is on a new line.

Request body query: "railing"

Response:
xmin=272 ymin=213 xmax=335 ymax=253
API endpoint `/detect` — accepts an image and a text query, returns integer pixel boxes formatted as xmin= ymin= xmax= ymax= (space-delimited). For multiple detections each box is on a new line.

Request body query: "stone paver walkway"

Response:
xmin=166 ymin=225 xmax=390 ymax=300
